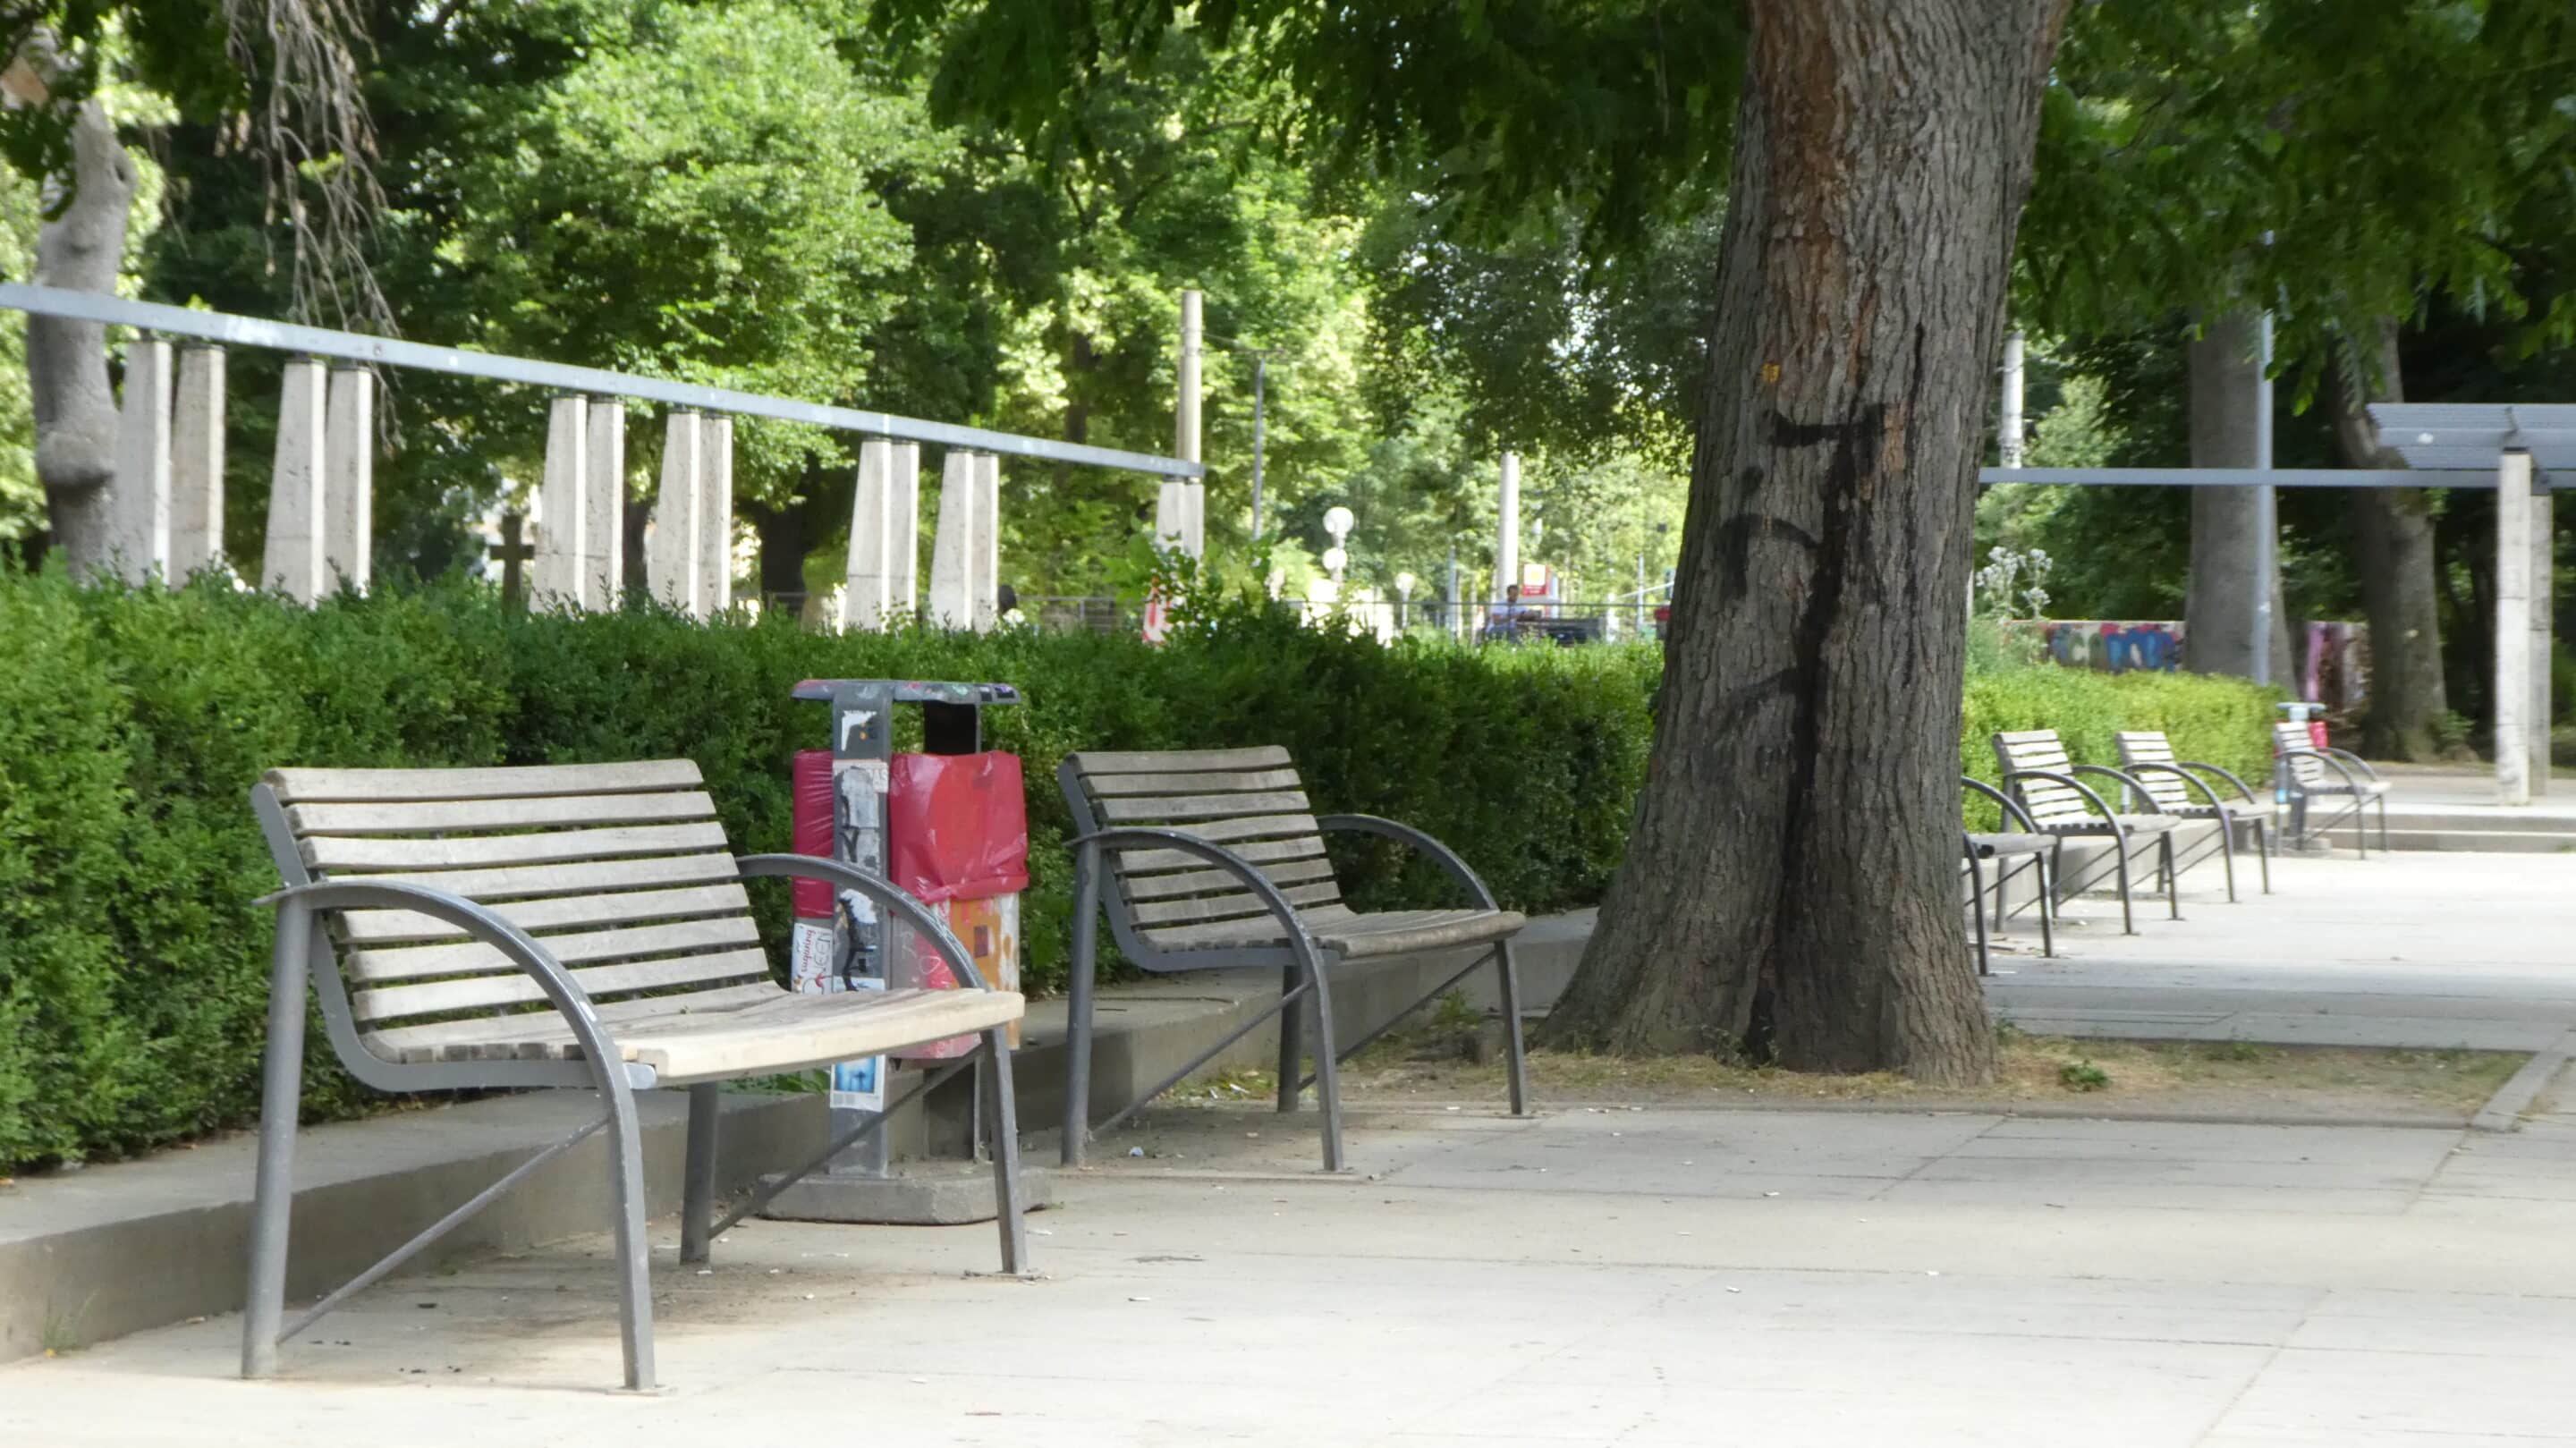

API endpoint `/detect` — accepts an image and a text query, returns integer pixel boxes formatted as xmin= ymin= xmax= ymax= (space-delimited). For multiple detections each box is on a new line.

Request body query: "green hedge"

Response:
xmin=0 ymin=572 xmax=2276 ymax=1171
xmin=1962 ymin=663 xmax=2281 ymax=817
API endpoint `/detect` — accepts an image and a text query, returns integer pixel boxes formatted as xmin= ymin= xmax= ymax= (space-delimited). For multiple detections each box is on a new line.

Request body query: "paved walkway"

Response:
xmin=1983 ymin=851 xmax=2576 ymax=1051
xmin=7 ymin=1094 xmax=2576 ymax=1446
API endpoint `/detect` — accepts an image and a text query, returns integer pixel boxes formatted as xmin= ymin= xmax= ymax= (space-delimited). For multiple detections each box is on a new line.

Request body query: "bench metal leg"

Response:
xmin=2214 ymin=808 xmax=2241 ymax=902
xmin=599 ymin=1071 xmax=655 ymax=1391
xmin=2110 ymin=834 xmax=2139 ymax=935
xmin=980 ymin=1029 xmax=1030 ymax=1275
xmin=1494 ymin=941 xmax=1530 ymax=1116
xmin=1061 ymin=851 xmax=1102 ymax=1167
xmin=2160 ymin=832 xmax=2181 ymax=919
xmin=679 ymin=1083 xmax=721 ymax=1266
xmin=2253 ymin=816 xmax=2273 ymax=893
xmin=1275 ymin=964 xmax=1304 ymax=1115
xmin=242 ymin=902 xmax=316 ymax=1380
xmin=1305 ymin=961 xmax=1347 ymax=1173
xmin=2032 ymin=852 xmax=2055 ymax=957
xmin=1967 ymin=851 xmax=1992 ymax=977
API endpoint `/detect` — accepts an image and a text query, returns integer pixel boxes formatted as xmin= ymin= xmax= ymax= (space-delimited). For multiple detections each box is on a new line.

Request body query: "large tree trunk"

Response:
xmin=20 ymin=84 xmax=138 ymax=578
xmin=2328 ymin=318 xmax=2449 ymax=759
xmin=1541 ymin=0 xmax=2068 ymax=1081
xmin=2182 ymin=312 xmax=2294 ymax=682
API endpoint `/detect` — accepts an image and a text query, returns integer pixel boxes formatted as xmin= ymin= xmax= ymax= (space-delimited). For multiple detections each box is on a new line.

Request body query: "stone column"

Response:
xmin=170 ymin=345 xmax=226 ymax=579
xmin=841 ymin=438 xmax=896 ymax=631
xmin=927 ymin=450 xmax=978 ymax=629
xmin=2531 ymin=478 xmax=2555 ymax=798
xmin=975 ymin=451 xmax=1001 ymax=631
xmin=108 ymin=335 xmax=173 ymax=581
xmin=259 ymin=359 xmax=330 ymax=602
xmin=649 ymin=411 xmax=704 ymax=615
xmin=699 ymin=415 xmax=734 ymax=614
xmin=323 ymin=368 xmax=373 ymax=595
xmin=533 ymin=394 xmax=589 ymax=607
xmin=2496 ymin=449 xmax=2534 ymax=807
xmin=585 ymin=399 xmax=626 ymax=607
xmin=890 ymin=440 xmax=921 ymax=618
xmin=1174 ymin=289 xmax=1204 ymax=558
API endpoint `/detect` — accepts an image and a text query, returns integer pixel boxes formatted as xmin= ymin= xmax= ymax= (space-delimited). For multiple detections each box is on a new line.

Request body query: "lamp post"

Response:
xmin=1322 ymin=504 xmax=1354 ymax=585
xmin=1394 ymin=572 xmax=1416 ymax=632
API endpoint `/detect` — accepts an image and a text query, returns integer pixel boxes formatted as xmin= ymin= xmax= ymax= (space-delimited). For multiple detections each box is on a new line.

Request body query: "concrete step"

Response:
xmin=2379 ymin=828 xmax=2576 ymax=854
xmin=2378 ymin=809 xmax=2576 ymax=834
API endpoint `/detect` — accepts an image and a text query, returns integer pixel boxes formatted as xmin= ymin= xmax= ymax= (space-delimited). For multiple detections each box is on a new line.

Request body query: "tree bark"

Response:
xmin=2182 ymin=312 xmax=2293 ymax=682
xmin=20 ymin=80 xmax=138 ymax=579
xmin=1541 ymin=0 xmax=2068 ymax=1081
xmin=2327 ymin=318 xmax=2449 ymax=758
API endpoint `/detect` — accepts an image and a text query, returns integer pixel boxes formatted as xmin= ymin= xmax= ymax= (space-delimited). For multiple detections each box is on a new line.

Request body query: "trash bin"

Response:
xmin=785 ymin=679 xmax=1022 ymax=1175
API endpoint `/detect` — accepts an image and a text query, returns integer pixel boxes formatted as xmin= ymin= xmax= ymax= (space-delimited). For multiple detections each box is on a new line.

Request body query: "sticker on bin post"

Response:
xmin=790 ymin=919 xmax=886 ymax=1113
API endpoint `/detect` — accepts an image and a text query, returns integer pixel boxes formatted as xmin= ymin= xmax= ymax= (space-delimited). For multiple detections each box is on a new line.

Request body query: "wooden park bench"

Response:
xmin=242 ymin=760 xmax=1029 ymax=1392
xmin=1962 ymin=775 xmax=2056 ymax=974
xmin=2271 ymin=721 xmax=2393 ymax=857
xmin=1991 ymin=729 xmax=2182 ymax=934
xmin=2114 ymin=729 xmax=2275 ymax=898
xmin=1057 ymin=747 xmax=1532 ymax=1172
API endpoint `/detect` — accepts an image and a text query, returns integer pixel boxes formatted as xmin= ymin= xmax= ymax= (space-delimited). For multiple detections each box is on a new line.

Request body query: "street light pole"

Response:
xmin=1250 ymin=354 xmax=1267 ymax=540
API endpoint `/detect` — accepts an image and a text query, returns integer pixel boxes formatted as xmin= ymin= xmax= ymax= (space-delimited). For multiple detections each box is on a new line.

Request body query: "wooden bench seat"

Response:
xmin=241 ymin=759 xmax=1029 ymax=1393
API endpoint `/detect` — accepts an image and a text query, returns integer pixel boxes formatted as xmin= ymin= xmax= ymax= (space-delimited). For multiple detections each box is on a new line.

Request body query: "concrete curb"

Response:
xmin=2470 ymin=1029 xmax=2575 ymax=1132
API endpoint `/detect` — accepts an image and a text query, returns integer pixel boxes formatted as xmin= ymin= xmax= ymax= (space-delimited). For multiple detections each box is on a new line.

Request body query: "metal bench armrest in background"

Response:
xmin=2067 ymin=762 xmax=2166 ymax=815
xmin=737 ymin=853 xmax=994 ymax=992
xmin=2118 ymin=761 xmax=2234 ymax=810
xmin=2168 ymin=759 xmax=2264 ymax=804
xmin=1962 ymin=775 xmax=2046 ymax=835
xmin=1316 ymin=813 xmax=1502 ymax=910
xmin=2002 ymin=767 xmax=2129 ymax=826
xmin=2279 ymin=746 xmax=2371 ymax=792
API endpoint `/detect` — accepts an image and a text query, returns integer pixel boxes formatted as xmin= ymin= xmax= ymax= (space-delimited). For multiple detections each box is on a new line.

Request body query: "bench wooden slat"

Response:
xmin=337 ymin=851 xmax=741 ymax=903
xmin=288 ymin=790 xmax=720 ymax=836
xmin=616 ymin=987 xmax=1025 ymax=1082
xmin=1114 ymin=834 xmax=1327 ymax=875
xmin=365 ymin=980 xmax=785 ymax=1063
xmin=1096 ymin=791 xmax=1311 ymax=824
xmin=347 ymin=915 xmax=765 ymax=984
xmin=1123 ymin=855 xmax=1339 ymax=902
xmin=1086 ymin=768 xmax=1305 ymax=797
xmin=352 ymin=947 xmax=773 ymax=1024
xmin=340 ymin=882 xmax=754 ymax=944
xmin=301 ymin=821 xmax=732 ymax=873
xmin=1068 ymin=747 xmax=1292 ymax=775
xmin=266 ymin=760 xmax=704 ymax=804
xmin=1127 ymin=879 xmax=1343 ymax=927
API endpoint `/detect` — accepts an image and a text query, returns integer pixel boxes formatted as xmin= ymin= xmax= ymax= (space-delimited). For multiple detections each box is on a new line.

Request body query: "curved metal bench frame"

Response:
xmin=1961 ymin=776 xmax=2056 ymax=973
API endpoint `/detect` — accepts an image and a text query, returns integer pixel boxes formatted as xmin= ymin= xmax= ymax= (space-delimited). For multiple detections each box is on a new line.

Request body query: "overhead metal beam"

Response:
xmin=1979 ymin=467 xmax=2513 ymax=487
xmin=0 ymin=283 xmax=1204 ymax=479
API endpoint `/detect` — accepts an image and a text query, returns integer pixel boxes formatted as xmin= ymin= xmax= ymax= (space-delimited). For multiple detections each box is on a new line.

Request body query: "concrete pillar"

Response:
xmin=699 ymin=415 xmax=734 ymax=614
xmin=108 ymin=335 xmax=173 ymax=581
xmin=841 ymin=438 xmax=896 ymax=631
xmin=2528 ymin=475 xmax=2555 ymax=797
xmin=1495 ymin=452 xmax=1521 ymax=604
xmin=890 ymin=440 xmax=921 ymax=617
xmin=169 ymin=345 xmax=226 ymax=579
xmin=975 ymin=451 xmax=1001 ymax=631
xmin=2496 ymin=449 xmax=2533 ymax=807
xmin=649 ymin=411 xmax=704 ymax=615
xmin=1999 ymin=330 xmax=2026 ymax=469
xmin=585 ymin=399 xmax=625 ymax=606
xmin=322 ymin=368 xmax=373 ymax=595
xmin=927 ymin=450 xmax=978 ymax=629
xmin=533 ymin=394 xmax=589 ymax=607
xmin=259 ymin=360 xmax=329 ymax=602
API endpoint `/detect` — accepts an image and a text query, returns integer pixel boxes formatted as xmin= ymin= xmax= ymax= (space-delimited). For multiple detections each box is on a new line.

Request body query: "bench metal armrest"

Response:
xmin=2120 ymin=761 xmax=2233 ymax=810
xmin=1068 ymin=826 xmax=1328 ymax=959
xmin=2278 ymin=747 xmax=2368 ymax=792
xmin=1961 ymin=775 xmax=2046 ymax=835
xmin=2002 ymin=767 xmax=2128 ymax=830
xmin=1316 ymin=814 xmax=1501 ymax=910
xmin=258 ymin=878 xmax=623 ymax=1073
xmin=2309 ymin=745 xmax=2383 ymax=781
xmin=2068 ymin=762 xmax=2163 ymax=813
xmin=736 ymin=854 xmax=993 ymax=993
xmin=2167 ymin=759 xmax=2262 ymax=804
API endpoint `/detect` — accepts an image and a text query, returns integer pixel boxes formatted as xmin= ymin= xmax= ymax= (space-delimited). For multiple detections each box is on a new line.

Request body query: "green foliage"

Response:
xmin=2057 ymin=1059 xmax=2111 ymax=1092
xmin=0 ymin=572 xmax=1655 ymax=1171
xmin=1961 ymin=661 xmax=2282 ymax=817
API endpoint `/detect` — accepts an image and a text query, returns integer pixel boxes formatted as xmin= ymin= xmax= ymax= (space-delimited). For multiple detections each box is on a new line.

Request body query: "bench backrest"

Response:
xmin=258 ymin=761 xmax=778 ymax=1063
xmin=1058 ymin=747 xmax=1340 ymax=967
xmin=2271 ymin=722 xmax=2329 ymax=786
xmin=2113 ymin=731 xmax=2196 ymax=812
xmin=1991 ymin=729 xmax=2106 ymax=825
